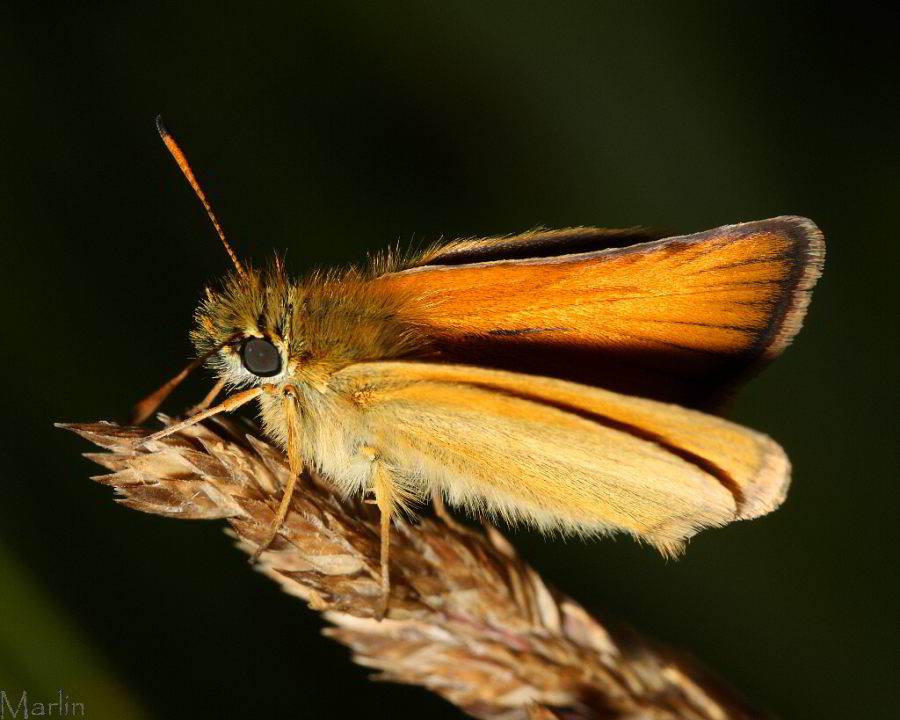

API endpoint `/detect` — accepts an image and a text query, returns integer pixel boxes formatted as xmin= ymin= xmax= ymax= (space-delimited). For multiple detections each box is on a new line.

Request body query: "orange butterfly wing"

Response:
xmin=333 ymin=361 xmax=789 ymax=550
xmin=377 ymin=217 xmax=824 ymax=406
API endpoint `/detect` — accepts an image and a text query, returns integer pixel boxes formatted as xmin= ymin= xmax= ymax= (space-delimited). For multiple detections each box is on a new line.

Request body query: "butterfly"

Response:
xmin=134 ymin=117 xmax=824 ymax=617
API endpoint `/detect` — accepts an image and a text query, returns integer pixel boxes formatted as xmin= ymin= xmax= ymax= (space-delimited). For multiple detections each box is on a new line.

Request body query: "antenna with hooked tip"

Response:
xmin=155 ymin=115 xmax=247 ymax=280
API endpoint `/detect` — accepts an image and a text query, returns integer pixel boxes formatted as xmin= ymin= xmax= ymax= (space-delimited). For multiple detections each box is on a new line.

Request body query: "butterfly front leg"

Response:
xmin=187 ymin=377 xmax=227 ymax=416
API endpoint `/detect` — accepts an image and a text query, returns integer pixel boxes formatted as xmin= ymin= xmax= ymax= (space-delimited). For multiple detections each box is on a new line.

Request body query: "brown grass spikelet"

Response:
xmin=60 ymin=417 xmax=766 ymax=720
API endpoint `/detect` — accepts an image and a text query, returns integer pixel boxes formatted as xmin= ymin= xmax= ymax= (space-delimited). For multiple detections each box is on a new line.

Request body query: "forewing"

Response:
xmin=333 ymin=362 xmax=789 ymax=552
xmin=376 ymin=217 xmax=824 ymax=407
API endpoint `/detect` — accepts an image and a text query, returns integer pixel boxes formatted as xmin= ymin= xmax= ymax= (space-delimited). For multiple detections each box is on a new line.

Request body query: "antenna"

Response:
xmin=156 ymin=115 xmax=247 ymax=280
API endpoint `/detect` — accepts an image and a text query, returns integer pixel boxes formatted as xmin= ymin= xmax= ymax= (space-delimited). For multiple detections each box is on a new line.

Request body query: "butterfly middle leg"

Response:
xmin=360 ymin=446 xmax=398 ymax=620
xmin=252 ymin=389 xmax=304 ymax=561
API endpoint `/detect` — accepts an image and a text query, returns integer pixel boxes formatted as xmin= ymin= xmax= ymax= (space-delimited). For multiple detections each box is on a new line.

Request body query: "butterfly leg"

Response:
xmin=361 ymin=446 xmax=395 ymax=620
xmin=187 ymin=377 xmax=226 ymax=415
xmin=250 ymin=463 xmax=300 ymax=561
xmin=251 ymin=388 xmax=304 ymax=561
xmin=431 ymin=488 xmax=470 ymax=535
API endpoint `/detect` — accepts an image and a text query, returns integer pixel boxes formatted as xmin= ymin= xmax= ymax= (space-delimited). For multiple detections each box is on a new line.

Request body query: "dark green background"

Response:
xmin=2 ymin=3 xmax=897 ymax=719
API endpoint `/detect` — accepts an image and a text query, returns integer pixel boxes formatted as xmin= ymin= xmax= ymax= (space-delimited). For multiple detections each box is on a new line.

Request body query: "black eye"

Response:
xmin=240 ymin=337 xmax=282 ymax=377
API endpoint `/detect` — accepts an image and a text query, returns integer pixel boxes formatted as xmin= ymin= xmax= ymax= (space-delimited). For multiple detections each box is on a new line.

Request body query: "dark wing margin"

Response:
xmin=744 ymin=217 xmax=825 ymax=363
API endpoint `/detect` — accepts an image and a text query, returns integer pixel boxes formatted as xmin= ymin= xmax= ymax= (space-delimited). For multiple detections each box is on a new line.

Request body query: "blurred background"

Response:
xmin=1 ymin=3 xmax=897 ymax=718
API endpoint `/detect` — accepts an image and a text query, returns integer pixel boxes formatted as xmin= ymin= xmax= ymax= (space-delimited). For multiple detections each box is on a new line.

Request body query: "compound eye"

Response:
xmin=240 ymin=337 xmax=282 ymax=377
